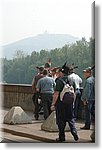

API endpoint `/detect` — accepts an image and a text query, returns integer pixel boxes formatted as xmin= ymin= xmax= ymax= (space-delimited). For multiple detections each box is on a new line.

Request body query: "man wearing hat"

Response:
xmin=36 ymin=69 xmax=56 ymax=120
xmin=51 ymin=62 xmax=79 ymax=142
xmin=32 ymin=66 xmax=44 ymax=120
xmin=44 ymin=58 xmax=51 ymax=71
xmin=50 ymin=67 xmax=59 ymax=81
xmin=80 ymin=67 xmax=95 ymax=130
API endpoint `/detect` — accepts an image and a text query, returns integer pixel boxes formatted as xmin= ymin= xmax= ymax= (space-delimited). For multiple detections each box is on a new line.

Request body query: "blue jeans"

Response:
xmin=84 ymin=100 xmax=95 ymax=128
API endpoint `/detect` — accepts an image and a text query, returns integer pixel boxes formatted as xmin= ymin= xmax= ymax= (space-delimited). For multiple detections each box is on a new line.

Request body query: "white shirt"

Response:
xmin=69 ymin=73 xmax=82 ymax=89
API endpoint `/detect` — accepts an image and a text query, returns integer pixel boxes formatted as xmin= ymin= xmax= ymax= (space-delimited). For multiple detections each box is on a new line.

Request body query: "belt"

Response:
xmin=76 ymin=88 xmax=79 ymax=90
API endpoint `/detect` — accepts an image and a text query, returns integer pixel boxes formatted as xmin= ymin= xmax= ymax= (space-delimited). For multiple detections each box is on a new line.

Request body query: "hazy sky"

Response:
xmin=0 ymin=0 xmax=94 ymax=45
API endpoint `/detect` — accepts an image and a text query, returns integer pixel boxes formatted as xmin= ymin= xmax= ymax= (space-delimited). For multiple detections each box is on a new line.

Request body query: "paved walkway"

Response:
xmin=0 ymin=108 xmax=94 ymax=143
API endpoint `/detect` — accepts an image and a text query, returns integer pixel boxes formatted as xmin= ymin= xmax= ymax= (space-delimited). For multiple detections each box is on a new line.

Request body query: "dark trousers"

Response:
xmin=32 ymin=93 xmax=42 ymax=119
xmin=41 ymin=93 xmax=53 ymax=120
xmin=57 ymin=119 xmax=77 ymax=140
xmin=56 ymin=101 xmax=77 ymax=140
xmin=74 ymin=89 xmax=81 ymax=119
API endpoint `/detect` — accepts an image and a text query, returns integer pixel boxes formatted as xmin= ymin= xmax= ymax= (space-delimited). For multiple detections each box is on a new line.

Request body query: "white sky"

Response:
xmin=0 ymin=0 xmax=94 ymax=45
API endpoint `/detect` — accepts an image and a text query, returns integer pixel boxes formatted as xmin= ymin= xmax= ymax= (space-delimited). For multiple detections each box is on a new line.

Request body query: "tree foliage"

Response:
xmin=2 ymin=38 xmax=95 ymax=84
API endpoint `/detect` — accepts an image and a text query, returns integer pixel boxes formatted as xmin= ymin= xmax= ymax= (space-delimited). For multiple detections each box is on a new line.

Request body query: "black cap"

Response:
xmin=36 ymin=66 xmax=44 ymax=71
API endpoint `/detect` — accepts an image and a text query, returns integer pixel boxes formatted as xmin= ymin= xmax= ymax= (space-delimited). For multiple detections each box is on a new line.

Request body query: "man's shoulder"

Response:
xmin=46 ymin=76 xmax=54 ymax=81
xmin=40 ymin=76 xmax=52 ymax=81
xmin=71 ymin=73 xmax=81 ymax=78
xmin=69 ymin=73 xmax=78 ymax=80
xmin=37 ymin=76 xmax=44 ymax=82
xmin=35 ymin=74 xmax=43 ymax=79
xmin=56 ymin=77 xmax=63 ymax=84
xmin=35 ymin=74 xmax=43 ymax=81
xmin=56 ymin=76 xmax=68 ymax=86
xmin=62 ymin=76 xmax=68 ymax=80
xmin=86 ymin=76 xmax=94 ymax=82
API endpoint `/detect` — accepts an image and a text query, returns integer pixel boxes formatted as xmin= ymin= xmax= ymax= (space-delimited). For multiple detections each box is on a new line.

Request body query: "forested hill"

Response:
xmin=2 ymin=38 xmax=95 ymax=84
xmin=2 ymin=32 xmax=79 ymax=59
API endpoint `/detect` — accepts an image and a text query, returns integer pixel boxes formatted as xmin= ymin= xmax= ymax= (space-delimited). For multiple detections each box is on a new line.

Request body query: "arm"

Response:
xmin=79 ymin=78 xmax=82 ymax=84
xmin=81 ymin=80 xmax=89 ymax=100
xmin=51 ymin=77 xmax=62 ymax=111
xmin=32 ymin=77 xmax=36 ymax=93
xmin=81 ymin=80 xmax=90 ymax=105
xmin=51 ymin=91 xmax=59 ymax=111
xmin=36 ymin=80 xmax=41 ymax=93
xmin=52 ymin=91 xmax=59 ymax=105
xmin=53 ymin=80 xmax=56 ymax=90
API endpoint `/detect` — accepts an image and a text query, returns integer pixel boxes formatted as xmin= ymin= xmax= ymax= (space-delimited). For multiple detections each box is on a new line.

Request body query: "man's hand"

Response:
xmin=51 ymin=105 xmax=55 ymax=111
xmin=81 ymin=99 xmax=88 ymax=105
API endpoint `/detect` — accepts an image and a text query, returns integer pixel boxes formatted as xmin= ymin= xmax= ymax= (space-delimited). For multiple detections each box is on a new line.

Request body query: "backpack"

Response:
xmin=60 ymin=78 xmax=75 ymax=104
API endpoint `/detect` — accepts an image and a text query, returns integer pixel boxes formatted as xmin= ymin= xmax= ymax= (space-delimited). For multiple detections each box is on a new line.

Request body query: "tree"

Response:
xmin=3 ymin=38 xmax=95 ymax=84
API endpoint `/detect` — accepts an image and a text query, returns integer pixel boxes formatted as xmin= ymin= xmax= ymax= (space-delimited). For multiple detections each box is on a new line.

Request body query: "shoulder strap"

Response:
xmin=59 ymin=78 xmax=66 ymax=85
xmin=59 ymin=77 xmax=70 ymax=86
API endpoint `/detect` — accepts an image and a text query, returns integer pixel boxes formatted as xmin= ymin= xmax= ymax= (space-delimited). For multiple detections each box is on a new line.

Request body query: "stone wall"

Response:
xmin=1 ymin=84 xmax=85 ymax=119
xmin=2 ymin=84 xmax=34 ymax=111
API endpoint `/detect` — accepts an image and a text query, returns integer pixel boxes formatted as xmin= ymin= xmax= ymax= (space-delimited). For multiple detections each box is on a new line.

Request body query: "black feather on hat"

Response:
xmin=60 ymin=62 xmax=70 ymax=75
xmin=62 ymin=62 xmax=67 ymax=68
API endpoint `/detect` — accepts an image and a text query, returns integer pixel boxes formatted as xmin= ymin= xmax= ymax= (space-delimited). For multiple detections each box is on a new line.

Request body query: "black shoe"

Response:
xmin=39 ymin=110 xmax=44 ymax=115
xmin=56 ymin=138 xmax=65 ymax=142
xmin=80 ymin=126 xmax=90 ymax=130
xmin=34 ymin=115 xmax=39 ymax=120
xmin=72 ymin=132 xmax=79 ymax=141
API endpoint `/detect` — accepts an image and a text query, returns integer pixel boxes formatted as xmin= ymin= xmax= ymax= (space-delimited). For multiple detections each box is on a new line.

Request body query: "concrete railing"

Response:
xmin=1 ymin=84 xmax=34 ymax=111
xmin=1 ymin=84 xmax=85 ymax=119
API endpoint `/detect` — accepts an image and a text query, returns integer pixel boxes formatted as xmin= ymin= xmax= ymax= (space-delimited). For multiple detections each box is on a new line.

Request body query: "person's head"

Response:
xmin=44 ymin=59 xmax=51 ymax=70
xmin=60 ymin=62 xmax=70 ymax=76
xmin=36 ymin=66 xmax=44 ymax=74
xmin=44 ymin=63 xmax=50 ymax=69
xmin=43 ymin=69 xmax=48 ymax=76
xmin=83 ymin=67 xmax=92 ymax=78
xmin=69 ymin=64 xmax=78 ymax=74
xmin=50 ymin=68 xmax=57 ymax=76
xmin=56 ymin=68 xmax=61 ymax=78
xmin=69 ymin=67 xmax=74 ymax=74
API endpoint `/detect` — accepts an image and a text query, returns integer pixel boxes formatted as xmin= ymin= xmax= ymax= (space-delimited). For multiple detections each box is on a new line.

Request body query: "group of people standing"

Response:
xmin=32 ymin=61 xmax=95 ymax=142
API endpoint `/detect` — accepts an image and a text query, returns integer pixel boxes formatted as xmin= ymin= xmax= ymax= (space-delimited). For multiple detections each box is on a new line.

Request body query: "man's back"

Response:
xmin=82 ymin=75 xmax=95 ymax=101
xmin=36 ymin=76 xmax=55 ymax=94
xmin=32 ymin=73 xmax=44 ymax=93
xmin=69 ymin=73 xmax=82 ymax=89
xmin=34 ymin=74 xmax=44 ymax=85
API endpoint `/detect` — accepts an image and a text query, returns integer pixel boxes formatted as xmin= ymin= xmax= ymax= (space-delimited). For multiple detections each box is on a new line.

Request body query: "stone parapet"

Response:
xmin=1 ymin=84 xmax=85 ymax=119
xmin=1 ymin=84 xmax=34 ymax=111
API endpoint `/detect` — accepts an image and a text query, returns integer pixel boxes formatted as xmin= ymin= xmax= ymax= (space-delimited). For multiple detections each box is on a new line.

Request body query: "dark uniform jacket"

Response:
xmin=55 ymin=76 xmax=75 ymax=123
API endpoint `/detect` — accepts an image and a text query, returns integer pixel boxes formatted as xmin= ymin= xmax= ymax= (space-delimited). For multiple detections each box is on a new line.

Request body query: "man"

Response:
xmin=80 ymin=67 xmax=95 ymax=130
xmin=44 ymin=58 xmax=51 ymax=71
xmin=36 ymin=69 xmax=56 ymax=120
xmin=51 ymin=62 xmax=79 ymax=142
xmin=69 ymin=66 xmax=82 ymax=119
xmin=50 ymin=67 xmax=58 ymax=81
xmin=32 ymin=66 xmax=44 ymax=120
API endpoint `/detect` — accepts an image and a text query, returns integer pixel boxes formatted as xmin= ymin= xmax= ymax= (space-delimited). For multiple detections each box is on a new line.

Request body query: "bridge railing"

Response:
xmin=1 ymin=83 xmax=34 ymax=111
xmin=1 ymin=84 xmax=85 ymax=119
